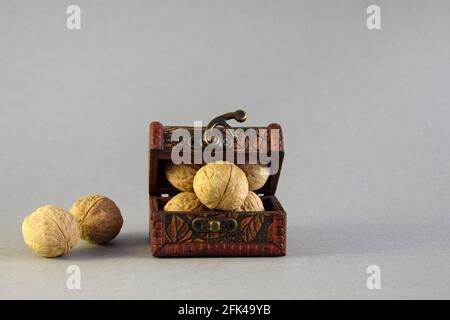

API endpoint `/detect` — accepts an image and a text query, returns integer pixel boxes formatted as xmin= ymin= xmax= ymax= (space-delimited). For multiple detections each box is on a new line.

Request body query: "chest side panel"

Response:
xmin=162 ymin=212 xmax=274 ymax=244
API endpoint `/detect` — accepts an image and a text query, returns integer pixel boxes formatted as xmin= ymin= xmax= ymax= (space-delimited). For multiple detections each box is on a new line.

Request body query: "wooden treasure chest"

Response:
xmin=149 ymin=110 xmax=287 ymax=257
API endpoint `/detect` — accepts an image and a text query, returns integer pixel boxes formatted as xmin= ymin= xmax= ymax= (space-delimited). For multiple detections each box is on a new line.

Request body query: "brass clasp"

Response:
xmin=203 ymin=109 xmax=247 ymax=145
xmin=192 ymin=217 xmax=238 ymax=233
xmin=208 ymin=220 xmax=221 ymax=232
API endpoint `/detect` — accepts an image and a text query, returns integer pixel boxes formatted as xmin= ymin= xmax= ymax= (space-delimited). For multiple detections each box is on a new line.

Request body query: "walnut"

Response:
xmin=237 ymin=191 xmax=265 ymax=211
xmin=164 ymin=192 xmax=206 ymax=212
xmin=239 ymin=164 xmax=270 ymax=191
xmin=22 ymin=205 xmax=79 ymax=258
xmin=193 ymin=161 xmax=249 ymax=211
xmin=165 ymin=163 xmax=200 ymax=192
xmin=70 ymin=195 xmax=123 ymax=244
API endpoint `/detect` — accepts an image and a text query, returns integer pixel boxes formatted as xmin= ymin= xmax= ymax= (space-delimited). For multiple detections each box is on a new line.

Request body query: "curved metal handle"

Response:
xmin=203 ymin=109 xmax=247 ymax=145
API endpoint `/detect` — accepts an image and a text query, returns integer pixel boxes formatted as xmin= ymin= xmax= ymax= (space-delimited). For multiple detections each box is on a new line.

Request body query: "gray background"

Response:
xmin=1 ymin=0 xmax=449 ymax=299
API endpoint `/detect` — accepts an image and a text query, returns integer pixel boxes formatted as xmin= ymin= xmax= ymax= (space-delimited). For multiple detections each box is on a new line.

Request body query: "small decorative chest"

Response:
xmin=149 ymin=111 xmax=287 ymax=257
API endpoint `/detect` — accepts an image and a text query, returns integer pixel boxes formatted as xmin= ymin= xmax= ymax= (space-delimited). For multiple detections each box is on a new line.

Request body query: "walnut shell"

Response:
xmin=70 ymin=195 xmax=123 ymax=244
xmin=164 ymin=192 xmax=206 ymax=212
xmin=237 ymin=191 xmax=265 ymax=211
xmin=239 ymin=164 xmax=270 ymax=191
xmin=22 ymin=205 xmax=79 ymax=258
xmin=165 ymin=163 xmax=200 ymax=192
xmin=193 ymin=161 xmax=249 ymax=211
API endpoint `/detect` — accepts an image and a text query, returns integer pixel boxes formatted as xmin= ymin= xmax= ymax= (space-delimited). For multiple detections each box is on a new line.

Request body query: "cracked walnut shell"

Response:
xmin=70 ymin=195 xmax=123 ymax=244
xmin=164 ymin=192 xmax=206 ymax=212
xmin=193 ymin=162 xmax=249 ymax=211
xmin=22 ymin=205 xmax=79 ymax=258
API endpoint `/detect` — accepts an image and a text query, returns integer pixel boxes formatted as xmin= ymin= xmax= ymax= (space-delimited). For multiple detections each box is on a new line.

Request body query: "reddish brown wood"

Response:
xmin=268 ymin=123 xmax=284 ymax=153
xmin=150 ymin=196 xmax=286 ymax=257
xmin=149 ymin=122 xmax=164 ymax=150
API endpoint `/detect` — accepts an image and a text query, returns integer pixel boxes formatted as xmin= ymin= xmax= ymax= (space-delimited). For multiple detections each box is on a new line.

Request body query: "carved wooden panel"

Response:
xmin=163 ymin=212 xmax=274 ymax=244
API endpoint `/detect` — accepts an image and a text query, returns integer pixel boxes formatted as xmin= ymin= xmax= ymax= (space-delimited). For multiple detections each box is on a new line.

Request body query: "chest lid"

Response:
xmin=149 ymin=110 xmax=284 ymax=196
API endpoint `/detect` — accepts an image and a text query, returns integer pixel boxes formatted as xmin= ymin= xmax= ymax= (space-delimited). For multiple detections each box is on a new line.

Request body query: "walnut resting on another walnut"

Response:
xmin=193 ymin=161 xmax=249 ymax=211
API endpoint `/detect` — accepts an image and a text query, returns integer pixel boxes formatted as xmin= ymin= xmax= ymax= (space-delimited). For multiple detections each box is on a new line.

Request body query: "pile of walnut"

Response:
xmin=22 ymin=195 xmax=123 ymax=258
xmin=164 ymin=161 xmax=270 ymax=212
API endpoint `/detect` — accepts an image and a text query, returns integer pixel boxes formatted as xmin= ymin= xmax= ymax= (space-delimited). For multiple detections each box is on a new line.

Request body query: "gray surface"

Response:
xmin=1 ymin=0 xmax=450 ymax=299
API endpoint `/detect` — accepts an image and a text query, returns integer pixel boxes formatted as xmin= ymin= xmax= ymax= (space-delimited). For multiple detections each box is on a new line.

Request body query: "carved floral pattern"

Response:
xmin=164 ymin=212 xmax=273 ymax=244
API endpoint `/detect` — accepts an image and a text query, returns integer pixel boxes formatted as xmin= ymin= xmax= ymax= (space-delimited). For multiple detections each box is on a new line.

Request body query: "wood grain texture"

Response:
xmin=149 ymin=196 xmax=286 ymax=257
